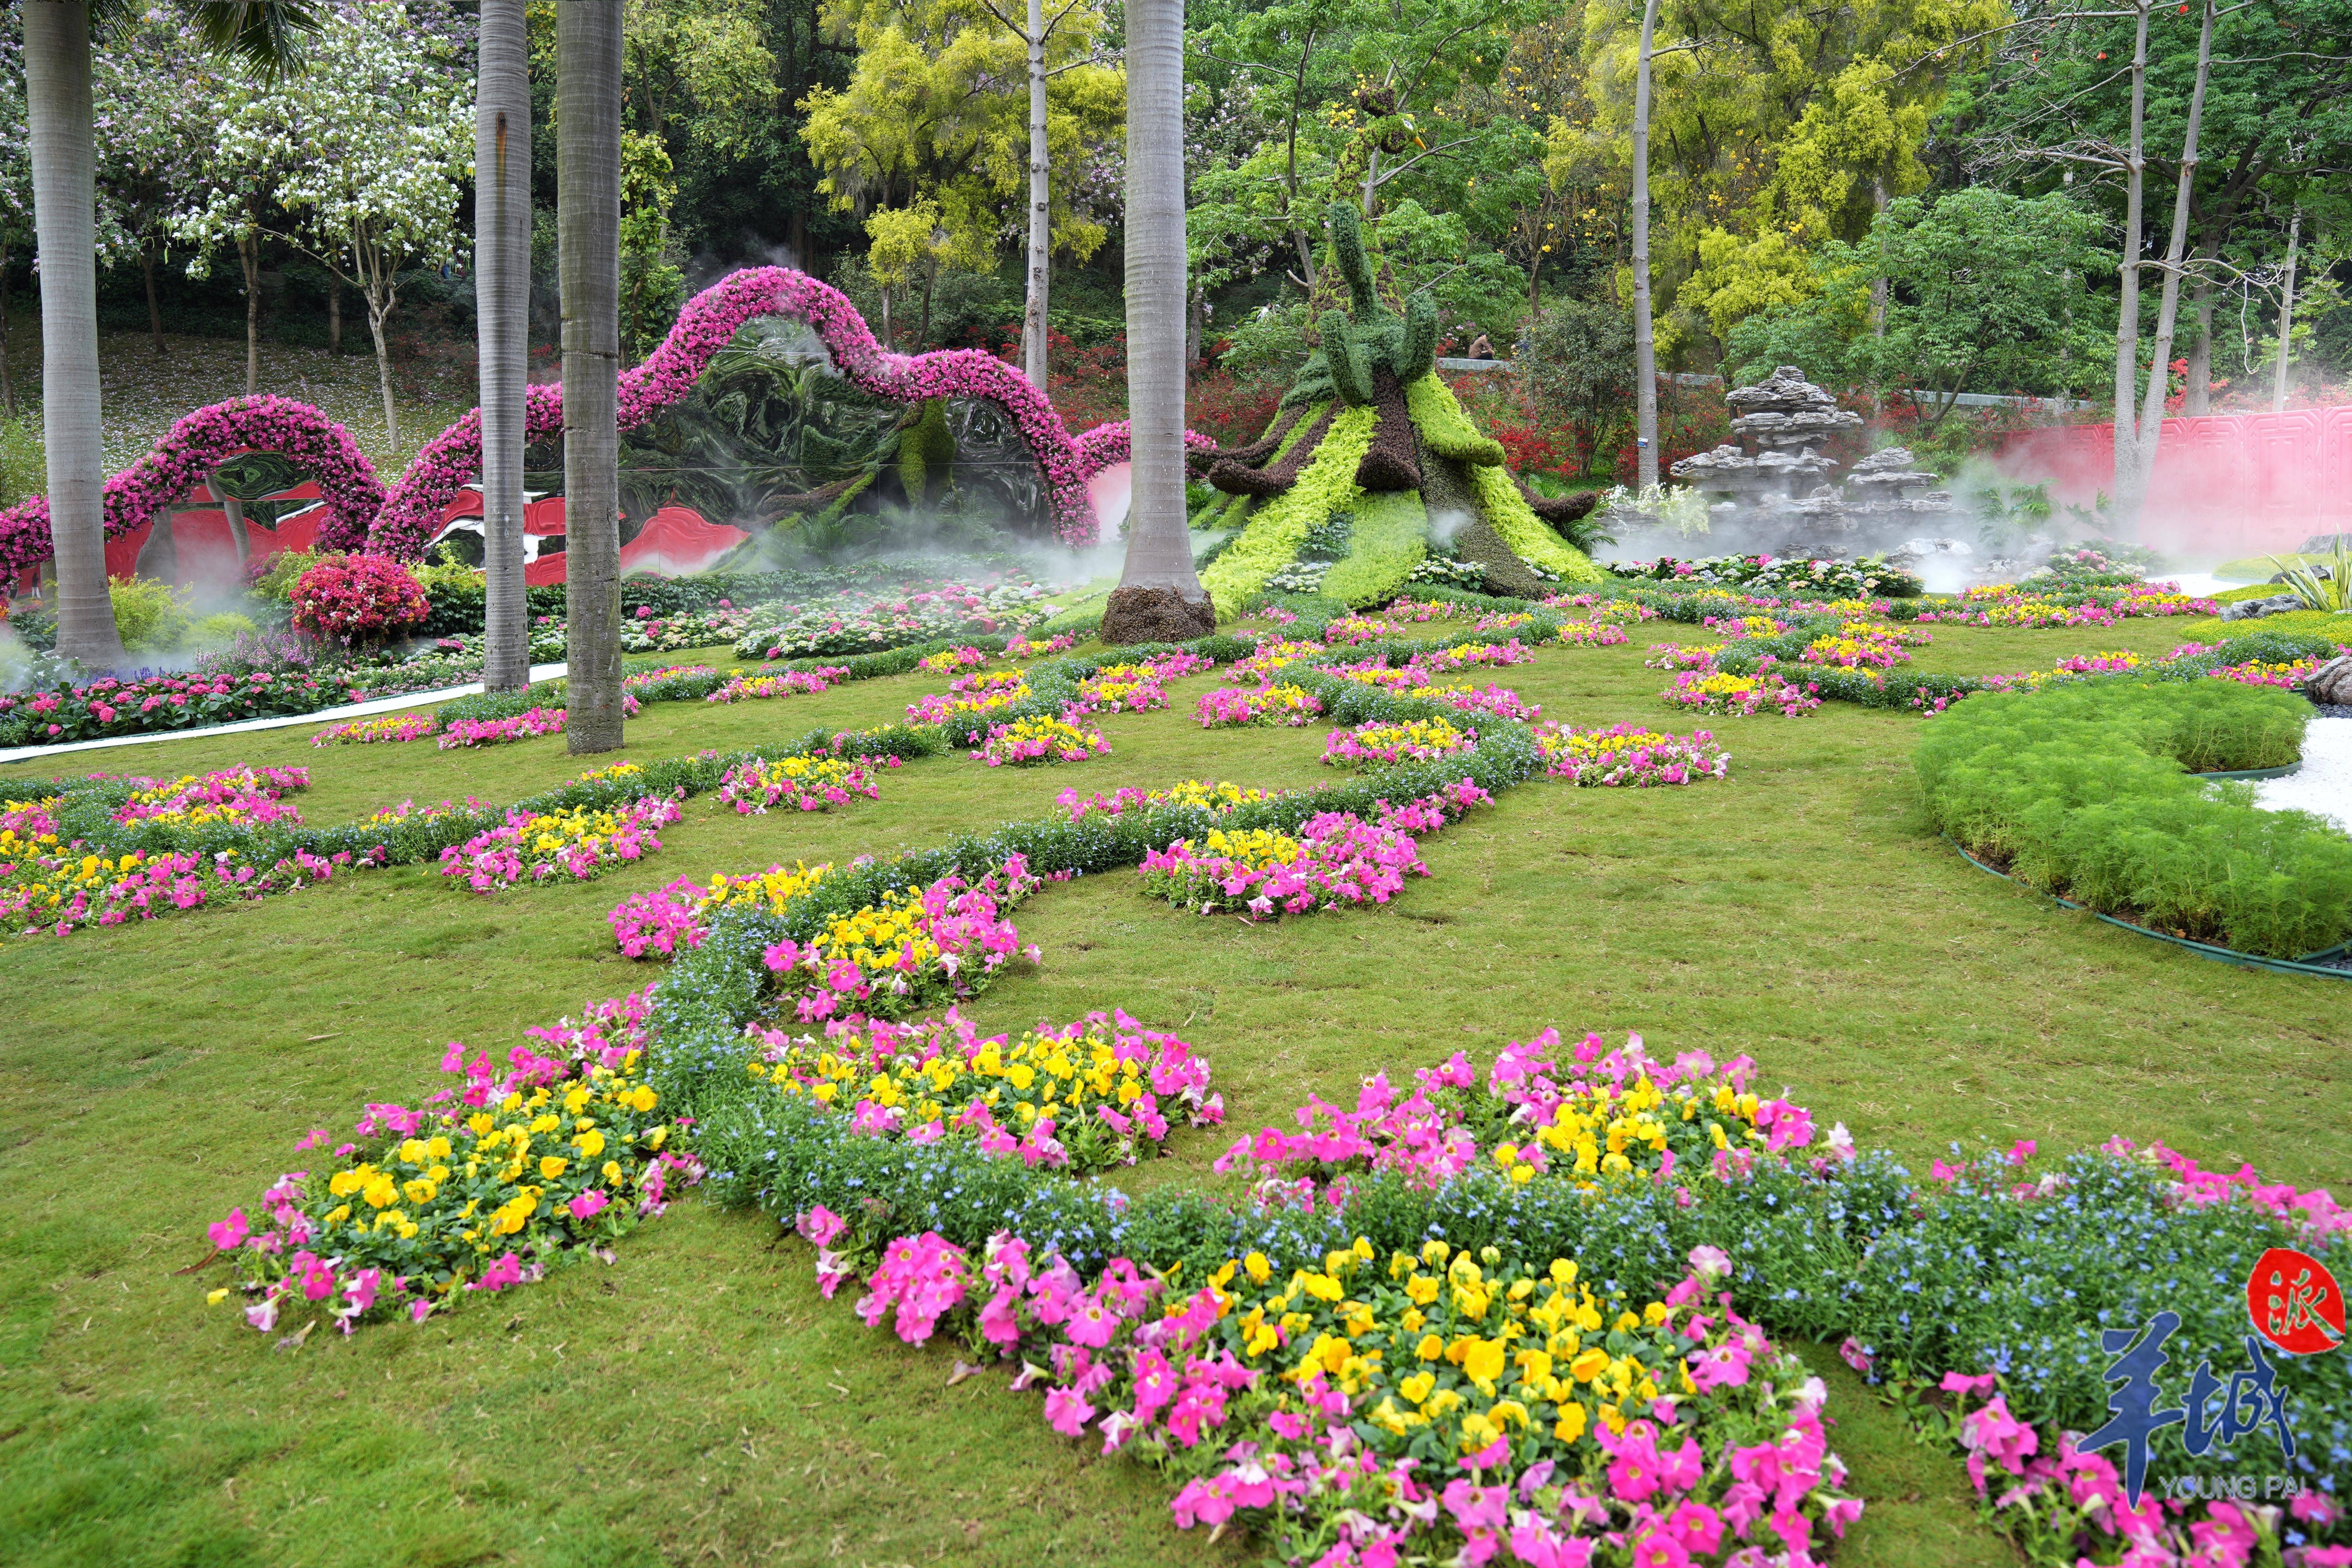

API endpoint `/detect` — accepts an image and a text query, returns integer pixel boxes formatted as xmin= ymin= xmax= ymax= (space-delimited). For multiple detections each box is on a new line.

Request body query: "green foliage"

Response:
xmin=2267 ymin=536 xmax=2352 ymax=614
xmin=1303 ymin=203 xmax=1446 ymax=409
xmin=247 ymin=548 xmax=343 ymax=605
xmin=1320 ymin=491 xmax=1430 ymax=607
xmin=1724 ymin=189 xmax=2112 ymax=421
xmin=193 ymin=612 xmax=258 ymax=646
xmin=107 ymin=576 xmax=197 ymax=654
xmin=1916 ymin=680 xmax=2351 ymax=959
xmin=621 ymin=130 xmax=689 ymax=363
xmin=1202 ymin=405 xmax=1378 ymax=613
xmin=0 ymin=412 xmax=45 ymax=509
xmin=895 ymin=397 xmax=957 ymax=504
xmin=1518 ymin=297 xmax=1634 ymax=459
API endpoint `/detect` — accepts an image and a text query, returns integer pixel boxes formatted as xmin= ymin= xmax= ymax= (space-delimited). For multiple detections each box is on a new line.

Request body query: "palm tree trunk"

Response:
xmin=2111 ymin=0 xmax=2150 ymax=520
xmin=559 ymin=0 xmax=625 ymax=754
xmin=1630 ymin=0 xmax=1661 ymax=491
xmin=1102 ymin=0 xmax=1214 ymax=643
xmin=1021 ymin=0 xmax=1049 ymax=389
xmin=25 ymin=0 xmax=122 ymax=666
xmin=478 ymin=0 xmax=532 ymax=693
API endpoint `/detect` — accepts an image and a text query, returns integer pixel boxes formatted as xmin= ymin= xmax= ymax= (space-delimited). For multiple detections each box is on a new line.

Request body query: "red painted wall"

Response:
xmin=1995 ymin=405 xmax=2352 ymax=561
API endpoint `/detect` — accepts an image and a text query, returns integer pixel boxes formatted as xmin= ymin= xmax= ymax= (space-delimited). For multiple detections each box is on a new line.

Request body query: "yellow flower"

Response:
xmin=602 ymin=1160 xmax=625 ymax=1184
xmin=1570 ymin=1347 xmax=1611 ymax=1383
xmin=1417 ymin=1334 xmax=1444 ymax=1362
xmin=576 ymin=1128 xmax=606 ymax=1158
xmin=539 ymin=1156 xmax=569 ymax=1180
xmin=403 ymin=1178 xmax=438 ymax=1206
xmin=207 ymin=1288 xmax=229 ymax=1305
xmin=1460 ymin=1338 xmax=1506 ymax=1389
xmin=1554 ymin=1402 xmax=1588 ymax=1444
xmin=1399 ymin=1372 xmax=1435 ymax=1405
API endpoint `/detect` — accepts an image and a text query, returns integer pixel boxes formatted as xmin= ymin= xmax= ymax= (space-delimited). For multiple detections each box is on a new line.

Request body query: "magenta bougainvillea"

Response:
xmin=3 ymin=268 xmax=1202 ymax=574
xmin=0 ymin=395 xmax=386 ymax=577
xmin=371 ymin=268 xmax=1153 ymax=554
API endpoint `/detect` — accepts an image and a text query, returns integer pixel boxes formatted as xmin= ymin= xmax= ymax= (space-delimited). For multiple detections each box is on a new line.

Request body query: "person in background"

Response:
xmin=1466 ymin=333 xmax=1493 ymax=360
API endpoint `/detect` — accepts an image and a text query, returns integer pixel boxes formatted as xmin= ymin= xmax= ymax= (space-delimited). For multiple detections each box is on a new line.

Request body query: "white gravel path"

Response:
xmin=0 ymin=662 xmax=569 ymax=769
xmin=2254 ymin=716 xmax=2352 ymax=834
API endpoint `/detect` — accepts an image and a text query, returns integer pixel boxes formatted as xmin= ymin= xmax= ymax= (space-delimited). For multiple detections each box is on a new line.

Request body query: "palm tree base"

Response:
xmin=1101 ymin=584 xmax=1217 ymax=644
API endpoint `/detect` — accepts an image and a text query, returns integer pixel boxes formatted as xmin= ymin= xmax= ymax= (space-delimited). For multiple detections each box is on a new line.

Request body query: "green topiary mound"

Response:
xmin=1199 ymin=202 xmax=1607 ymax=614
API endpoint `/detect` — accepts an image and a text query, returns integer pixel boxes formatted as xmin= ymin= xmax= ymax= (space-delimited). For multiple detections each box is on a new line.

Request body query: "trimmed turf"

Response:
xmin=1 ymin=612 xmax=2342 ymax=1567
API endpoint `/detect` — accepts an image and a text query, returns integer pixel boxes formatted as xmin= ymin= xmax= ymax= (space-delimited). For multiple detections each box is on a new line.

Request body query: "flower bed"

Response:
xmin=623 ymin=664 xmax=726 ymax=701
xmin=1662 ymin=670 xmax=1823 ymax=718
xmin=736 ymin=578 xmax=1063 ymax=660
xmin=1057 ymin=779 xmax=1285 ymax=821
xmin=437 ymin=794 xmax=684 ymax=893
xmin=916 ymin=645 xmax=989 ymax=676
xmin=436 ymin=705 xmax=569 ymax=748
xmin=1913 ymin=582 xmax=2220 ymax=628
xmin=1423 ymin=684 xmax=1541 ymax=721
xmin=1536 ymin=723 xmax=1731 ymax=787
xmin=1230 ymin=640 xmax=1329 ymax=683
xmin=1322 ymin=716 xmax=1474 ymax=768
xmin=1549 ymin=620 xmax=1632 ymax=647
xmin=744 ymin=1010 xmax=1221 ymax=1175
xmin=312 ymin=713 xmax=437 ymax=746
xmin=1197 ymin=683 xmax=1324 ymax=727
xmin=1070 ymin=664 xmax=1169 ymax=715
xmin=204 ymin=990 xmax=695 ymax=1332
xmin=2 ymin=840 xmax=347 ymax=936
xmin=1796 ymin=622 xmax=1916 ymax=671
xmin=111 ymin=766 xmax=309 ymax=829
xmin=1410 ymin=639 xmax=1537 ymax=674
xmin=1138 ymin=784 xmax=1488 ymax=917
xmin=1 ymin=665 xmax=374 ymax=747
xmin=973 ymin=716 xmax=1111 ymax=767
xmin=716 ymin=754 xmax=885 ymax=814
xmin=705 ymin=666 xmax=848 ymax=704
xmin=1645 ymin=642 xmax=1725 ymax=672
xmin=759 ymin=855 xmax=1045 ymax=1023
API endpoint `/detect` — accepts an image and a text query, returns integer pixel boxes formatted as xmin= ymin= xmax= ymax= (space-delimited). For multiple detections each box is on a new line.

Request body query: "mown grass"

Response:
xmin=2 ymin=612 xmax=2343 ymax=1568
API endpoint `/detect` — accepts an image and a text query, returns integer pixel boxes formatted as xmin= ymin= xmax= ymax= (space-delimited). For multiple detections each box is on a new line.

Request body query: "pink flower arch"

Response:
xmin=0 ymin=267 xmax=1214 ymax=575
xmin=371 ymin=266 xmax=1169 ymax=556
xmin=0 ymin=395 xmax=386 ymax=577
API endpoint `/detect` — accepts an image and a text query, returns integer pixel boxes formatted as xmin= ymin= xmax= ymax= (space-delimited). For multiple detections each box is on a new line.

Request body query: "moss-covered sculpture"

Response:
xmin=1199 ymin=202 xmax=1606 ymax=612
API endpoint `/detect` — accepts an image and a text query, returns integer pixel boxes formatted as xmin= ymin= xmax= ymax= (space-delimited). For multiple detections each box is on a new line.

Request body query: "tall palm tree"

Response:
xmin=1629 ymin=0 xmax=1660 ymax=491
xmin=476 ymin=0 xmax=530 ymax=693
xmin=1100 ymin=0 xmax=1214 ymax=645
xmin=559 ymin=0 xmax=624 ymax=754
xmin=26 ymin=0 xmax=314 ymax=668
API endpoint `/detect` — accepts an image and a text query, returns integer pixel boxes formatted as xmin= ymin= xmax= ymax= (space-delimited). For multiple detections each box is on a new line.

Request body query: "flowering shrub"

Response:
xmin=760 ymin=855 xmax=1044 ymax=1022
xmin=716 ymin=754 xmax=883 ymax=814
xmin=1196 ymin=683 xmax=1324 ymax=728
xmin=2051 ymin=649 xmax=2143 ymax=675
xmin=607 ymin=861 xmax=836 ymax=959
xmin=1058 ymin=779 xmax=1284 ymax=821
xmin=290 ymin=554 xmax=430 ymax=648
xmin=111 ymin=766 xmax=309 ymax=829
xmin=1915 ymin=584 xmax=2221 ymax=628
xmin=1614 ymin=552 xmax=1921 ymax=599
xmin=1702 ymin=614 xmax=1790 ymax=639
xmin=1322 ymin=716 xmax=1474 ymax=768
xmin=0 ymin=664 xmax=376 ymax=747
xmin=1536 ymin=723 xmax=1731 ymax=787
xmin=705 ymin=666 xmax=848 ymax=703
xmin=1070 ymin=663 xmax=1170 ymax=715
xmin=1138 ymin=784 xmax=1489 ymax=918
xmin=1323 ymin=614 xmax=1408 ymax=646
xmin=2208 ymin=656 xmax=2331 ymax=687
xmin=437 ymin=794 xmax=683 ymax=893
xmin=1663 ymin=670 xmax=1823 ymax=717
xmin=204 ymin=991 xmax=697 ymax=1332
xmin=744 ymin=1010 xmax=1222 ymax=1175
xmin=908 ymin=674 xmax=1031 ymax=737
xmin=1007 ymin=631 xmax=1077 ymax=657
xmin=973 ymin=716 xmax=1111 ymax=767
xmin=1547 ymin=620 xmax=1632 ymax=647
xmin=312 ymin=713 xmax=436 ymax=746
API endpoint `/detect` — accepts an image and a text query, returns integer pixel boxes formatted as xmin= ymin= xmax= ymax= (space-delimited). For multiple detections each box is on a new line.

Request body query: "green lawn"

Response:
xmin=1 ymin=609 xmax=2341 ymax=1567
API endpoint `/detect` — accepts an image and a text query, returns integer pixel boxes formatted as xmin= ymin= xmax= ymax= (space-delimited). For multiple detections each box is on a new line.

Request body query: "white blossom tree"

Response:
xmin=93 ymin=11 xmax=220 ymax=360
xmin=178 ymin=1 xmax=473 ymax=448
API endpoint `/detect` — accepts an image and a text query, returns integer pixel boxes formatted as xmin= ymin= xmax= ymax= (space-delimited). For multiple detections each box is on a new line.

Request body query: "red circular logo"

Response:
xmin=2247 ymin=1247 xmax=2346 ymax=1356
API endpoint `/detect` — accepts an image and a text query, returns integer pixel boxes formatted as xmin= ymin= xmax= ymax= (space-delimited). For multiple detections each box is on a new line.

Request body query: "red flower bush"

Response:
xmin=290 ymin=555 xmax=429 ymax=648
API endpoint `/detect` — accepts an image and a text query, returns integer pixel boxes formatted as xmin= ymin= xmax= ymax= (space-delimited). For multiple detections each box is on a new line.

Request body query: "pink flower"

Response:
xmin=1042 ymin=1386 xmax=1095 ymax=1436
xmin=208 ymin=1209 xmax=249 ymax=1251
xmin=568 ymin=1190 xmax=609 ymax=1220
xmin=796 ymin=1205 xmax=846 ymax=1247
xmin=469 ymin=1251 xmax=525 ymax=1292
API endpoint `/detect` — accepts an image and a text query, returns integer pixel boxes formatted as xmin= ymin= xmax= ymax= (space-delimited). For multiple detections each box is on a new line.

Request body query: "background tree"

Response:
xmin=561 ymin=0 xmax=627 ymax=755
xmin=1520 ymin=294 xmax=1634 ymax=472
xmin=799 ymin=0 xmax=1122 ymax=351
xmin=479 ymin=0 xmax=532 ymax=694
xmin=1104 ymin=0 xmax=1215 ymax=643
xmin=182 ymin=1 xmax=473 ymax=449
xmin=92 ymin=13 xmax=212 ymax=358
